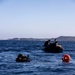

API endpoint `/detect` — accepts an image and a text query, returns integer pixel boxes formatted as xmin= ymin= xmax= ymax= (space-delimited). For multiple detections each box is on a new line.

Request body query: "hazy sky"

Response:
xmin=0 ymin=0 xmax=75 ymax=39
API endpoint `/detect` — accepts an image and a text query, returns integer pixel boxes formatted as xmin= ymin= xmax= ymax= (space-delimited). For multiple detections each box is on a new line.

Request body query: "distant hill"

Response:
xmin=8 ymin=38 xmax=47 ymax=41
xmin=5 ymin=36 xmax=75 ymax=41
xmin=54 ymin=36 xmax=75 ymax=41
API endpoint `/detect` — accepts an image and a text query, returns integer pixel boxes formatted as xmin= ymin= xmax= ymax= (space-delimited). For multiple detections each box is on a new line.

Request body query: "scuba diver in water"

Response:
xmin=16 ymin=54 xmax=30 ymax=62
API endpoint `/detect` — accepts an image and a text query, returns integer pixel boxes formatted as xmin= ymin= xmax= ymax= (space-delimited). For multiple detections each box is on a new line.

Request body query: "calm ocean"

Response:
xmin=0 ymin=40 xmax=75 ymax=75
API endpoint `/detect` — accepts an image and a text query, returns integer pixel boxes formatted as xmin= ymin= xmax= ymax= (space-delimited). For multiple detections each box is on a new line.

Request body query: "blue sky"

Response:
xmin=0 ymin=0 xmax=75 ymax=39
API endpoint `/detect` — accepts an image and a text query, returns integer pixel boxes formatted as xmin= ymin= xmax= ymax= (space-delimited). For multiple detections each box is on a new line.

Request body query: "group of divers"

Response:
xmin=43 ymin=39 xmax=63 ymax=53
xmin=16 ymin=39 xmax=71 ymax=63
xmin=44 ymin=39 xmax=62 ymax=48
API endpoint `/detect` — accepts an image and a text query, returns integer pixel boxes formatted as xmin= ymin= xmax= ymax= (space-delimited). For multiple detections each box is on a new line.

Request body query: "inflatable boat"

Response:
xmin=43 ymin=44 xmax=63 ymax=53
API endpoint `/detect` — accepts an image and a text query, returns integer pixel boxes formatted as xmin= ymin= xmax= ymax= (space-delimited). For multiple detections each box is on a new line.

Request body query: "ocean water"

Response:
xmin=0 ymin=40 xmax=75 ymax=75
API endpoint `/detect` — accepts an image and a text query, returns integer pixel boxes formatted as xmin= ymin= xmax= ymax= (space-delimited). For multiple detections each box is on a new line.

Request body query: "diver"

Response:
xmin=44 ymin=39 xmax=50 ymax=47
xmin=54 ymin=39 xmax=58 ymax=46
xmin=16 ymin=54 xmax=30 ymax=62
xmin=53 ymin=39 xmax=63 ymax=49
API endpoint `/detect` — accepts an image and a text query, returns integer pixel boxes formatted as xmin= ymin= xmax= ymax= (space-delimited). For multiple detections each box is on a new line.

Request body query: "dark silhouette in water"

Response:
xmin=54 ymin=39 xmax=58 ymax=46
xmin=44 ymin=39 xmax=50 ymax=46
xmin=16 ymin=54 xmax=30 ymax=62
xmin=43 ymin=39 xmax=63 ymax=53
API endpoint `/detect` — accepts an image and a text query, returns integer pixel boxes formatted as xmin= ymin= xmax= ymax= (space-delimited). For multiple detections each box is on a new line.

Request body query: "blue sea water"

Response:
xmin=0 ymin=40 xmax=75 ymax=75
